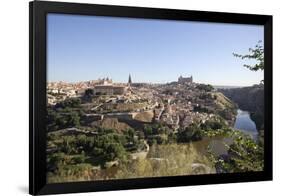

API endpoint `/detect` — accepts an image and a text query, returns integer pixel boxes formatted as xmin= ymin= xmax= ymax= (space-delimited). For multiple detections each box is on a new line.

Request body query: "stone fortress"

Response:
xmin=178 ymin=75 xmax=193 ymax=84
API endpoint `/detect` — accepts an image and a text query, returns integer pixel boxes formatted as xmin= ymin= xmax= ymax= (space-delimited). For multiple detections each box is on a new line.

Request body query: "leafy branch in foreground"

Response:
xmin=207 ymin=130 xmax=264 ymax=173
xmin=233 ymin=40 xmax=264 ymax=71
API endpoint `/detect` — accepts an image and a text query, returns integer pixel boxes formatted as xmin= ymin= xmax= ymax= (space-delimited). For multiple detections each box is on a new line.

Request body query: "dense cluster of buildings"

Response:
xmin=47 ymin=75 xmax=134 ymax=105
xmin=47 ymin=74 xmax=229 ymax=133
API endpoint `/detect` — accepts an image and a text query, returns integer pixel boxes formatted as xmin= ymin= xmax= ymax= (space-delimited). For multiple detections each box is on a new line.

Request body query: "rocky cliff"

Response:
xmin=219 ymin=84 xmax=264 ymax=130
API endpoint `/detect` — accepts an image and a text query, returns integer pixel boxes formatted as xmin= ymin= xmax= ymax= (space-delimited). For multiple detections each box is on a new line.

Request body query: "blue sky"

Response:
xmin=47 ymin=13 xmax=264 ymax=86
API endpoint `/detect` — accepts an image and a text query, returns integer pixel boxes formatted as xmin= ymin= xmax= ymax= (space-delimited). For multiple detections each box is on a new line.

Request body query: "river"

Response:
xmin=234 ymin=109 xmax=258 ymax=141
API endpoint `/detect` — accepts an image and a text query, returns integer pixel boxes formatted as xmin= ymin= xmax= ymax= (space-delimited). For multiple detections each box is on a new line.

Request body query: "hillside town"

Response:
xmin=47 ymin=75 xmax=236 ymax=132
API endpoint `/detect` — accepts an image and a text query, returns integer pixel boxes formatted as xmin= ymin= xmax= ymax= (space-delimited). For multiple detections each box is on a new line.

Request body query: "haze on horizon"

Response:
xmin=47 ymin=13 xmax=264 ymax=86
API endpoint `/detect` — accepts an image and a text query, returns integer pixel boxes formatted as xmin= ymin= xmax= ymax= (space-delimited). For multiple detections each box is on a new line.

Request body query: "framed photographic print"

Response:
xmin=29 ymin=1 xmax=273 ymax=195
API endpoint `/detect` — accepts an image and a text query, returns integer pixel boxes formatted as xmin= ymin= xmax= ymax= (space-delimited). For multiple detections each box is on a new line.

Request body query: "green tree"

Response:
xmin=72 ymin=154 xmax=86 ymax=164
xmin=85 ymin=88 xmax=94 ymax=96
xmin=211 ymin=132 xmax=264 ymax=173
xmin=177 ymin=124 xmax=202 ymax=142
xmin=68 ymin=112 xmax=80 ymax=127
xmin=144 ymin=125 xmax=153 ymax=136
xmin=127 ymin=128 xmax=135 ymax=139
xmin=196 ymin=84 xmax=214 ymax=92
xmin=56 ymin=98 xmax=81 ymax=108
xmin=201 ymin=119 xmax=224 ymax=130
xmin=233 ymin=40 xmax=264 ymax=71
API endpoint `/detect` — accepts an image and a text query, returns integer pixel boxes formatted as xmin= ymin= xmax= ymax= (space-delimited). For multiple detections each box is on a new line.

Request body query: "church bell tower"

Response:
xmin=128 ymin=74 xmax=132 ymax=86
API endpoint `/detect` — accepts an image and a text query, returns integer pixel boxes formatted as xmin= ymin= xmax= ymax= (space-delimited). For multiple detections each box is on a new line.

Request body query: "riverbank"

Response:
xmin=234 ymin=109 xmax=258 ymax=141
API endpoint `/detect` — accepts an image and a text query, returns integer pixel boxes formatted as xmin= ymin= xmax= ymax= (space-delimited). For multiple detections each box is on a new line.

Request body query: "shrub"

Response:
xmin=144 ymin=125 xmax=153 ymax=136
xmin=177 ymin=124 xmax=202 ymax=143
xmin=210 ymin=131 xmax=264 ymax=173
xmin=56 ymin=98 xmax=81 ymax=108
xmin=196 ymin=84 xmax=214 ymax=92
xmin=201 ymin=120 xmax=223 ymax=130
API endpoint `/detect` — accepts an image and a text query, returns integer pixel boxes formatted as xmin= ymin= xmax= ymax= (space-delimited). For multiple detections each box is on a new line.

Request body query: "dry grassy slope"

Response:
xmin=212 ymin=92 xmax=236 ymax=110
xmin=134 ymin=111 xmax=154 ymax=122
xmin=99 ymin=118 xmax=131 ymax=132
xmin=115 ymin=143 xmax=215 ymax=179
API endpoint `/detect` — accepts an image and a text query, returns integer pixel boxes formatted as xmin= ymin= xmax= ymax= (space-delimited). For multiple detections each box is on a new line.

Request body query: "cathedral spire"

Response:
xmin=128 ymin=74 xmax=132 ymax=85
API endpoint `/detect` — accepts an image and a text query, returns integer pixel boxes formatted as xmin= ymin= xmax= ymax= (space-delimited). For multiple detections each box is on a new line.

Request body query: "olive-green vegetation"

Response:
xmin=177 ymin=124 xmax=203 ymax=142
xmin=47 ymin=127 xmax=144 ymax=182
xmin=47 ymin=98 xmax=83 ymax=132
xmin=143 ymin=123 xmax=173 ymax=145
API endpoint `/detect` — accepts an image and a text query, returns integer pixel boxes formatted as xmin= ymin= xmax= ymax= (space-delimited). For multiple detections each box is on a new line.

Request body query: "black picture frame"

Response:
xmin=29 ymin=1 xmax=273 ymax=195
